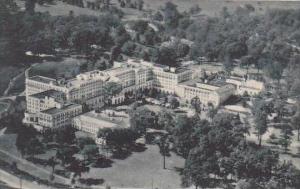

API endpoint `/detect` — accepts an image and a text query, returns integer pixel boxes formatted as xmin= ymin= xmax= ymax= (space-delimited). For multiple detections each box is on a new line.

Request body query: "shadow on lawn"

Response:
xmin=285 ymin=151 xmax=300 ymax=158
xmin=26 ymin=157 xmax=49 ymax=167
xmin=112 ymin=143 xmax=147 ymax=160
xmin=91 ymin=156 xmax=114 ymax=168
xmin=174 ymin=167 xmax=184 ymax=175
xmin=79 ymin=178 xmax=105 ymax=186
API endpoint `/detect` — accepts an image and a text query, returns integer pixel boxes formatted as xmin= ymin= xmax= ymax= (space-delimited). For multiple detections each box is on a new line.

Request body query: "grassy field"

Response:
xmin=0 ymin=103 xmax=9 ymax=113
xmin=0 ymin=127 xmax=185 ymax=188
xmin=0 ymin=66 xmax=24 ymax=96
xmin=17 ymin=0 xmax=104 ymax=16
xmin=83 ymin=144 xmax=185 ymax=188
xmin=0 ymin=132 xmax=68 ymax=184
xmin=246 ymin=116 xmax=300 ymax=170
xmin=16 ymin=0 xmax=300 ymax=18
xmin=28 ymin=57 xmax=83 ymax=79
xmin=140 ymin=0 xmax=300 ymax=16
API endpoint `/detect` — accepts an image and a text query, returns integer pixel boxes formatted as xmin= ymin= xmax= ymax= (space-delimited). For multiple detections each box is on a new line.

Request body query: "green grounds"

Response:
xmin=0 ymin=132 xmax=68 ymax=185
xmin=0 ymin=126 xmax=185 ymax=188
xmin=0 ymin=66 xmax=24 ymax=96
xmin=140 ymin=0 xmax=300 ymax=16
xmin=16 ymin=0 xmax=300 ymax=18
xmin=1 ymin=94 xmax=300 ymax=188
xmin=0 ymin=102 xmax=9 ymax=113
xmin=82 ymin=144 xmax=184 ymax=188
xmin=247 ymin=120 xmax=300 ymax=169
xmin=28 ymin=57 xmax=84 ymax=79
xmin=3 ymin=0 xmax=300 ymax=187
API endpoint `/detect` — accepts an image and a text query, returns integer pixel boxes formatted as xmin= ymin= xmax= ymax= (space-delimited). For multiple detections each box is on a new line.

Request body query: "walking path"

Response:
xmin=0 ymin=148 xmax=69 ymax=183
xmin=0 ymin=168 xmax=53 ymax=189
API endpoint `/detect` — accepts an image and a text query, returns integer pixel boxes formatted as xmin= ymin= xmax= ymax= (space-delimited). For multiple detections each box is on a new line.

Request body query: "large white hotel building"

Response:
xmin=24 ymin=59 xmax=263 ymax=130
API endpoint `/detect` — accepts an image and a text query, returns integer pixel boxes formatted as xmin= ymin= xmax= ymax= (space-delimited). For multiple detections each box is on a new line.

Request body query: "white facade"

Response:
xmin=24 ymin=103 xmax=82 ymax=130
xmin=26 ymin=89 xmax=65 ymax=113
xmin=25 ymin=58 xmax=266 ymax=132
xmin=37 ymin=104 xmax=82 ymax=129
xmin=152 ymin=66 xmax=193 ymax=93
xmin=176 ymin=80 xmax=235 ymax=107
xmin=119 ymin=59 xmax=192 ymax=93
xmin=26 ymin=70 xmax=108 ymax=109
xmin=226 ymin=77 xmax=265 ymax=96
xmin=73 ymin=110 xmax=130 ymax=135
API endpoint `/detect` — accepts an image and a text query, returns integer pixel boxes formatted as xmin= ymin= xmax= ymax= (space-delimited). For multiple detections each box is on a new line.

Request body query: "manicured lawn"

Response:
xmin=0 ymin=132 xmax=67 ymax=184
xmin=246 ymin=116 xmax=300 ymax=169
xmin=82 ymin=145 xmax=185 ymax=188
xmin=16 ymin=0 xmax=104 ymax=16
xmin=28 ymin=57 xmax=83 ymax=79
xmin=16 ymin=0 xmax=300 ymax=21
xmin=0 ymin=103 xmax=9 ymax=113
xmin=0 ymin=66 xmax=24 ymax=95
xmin=140 ymin=0 xmax=300 ymax=16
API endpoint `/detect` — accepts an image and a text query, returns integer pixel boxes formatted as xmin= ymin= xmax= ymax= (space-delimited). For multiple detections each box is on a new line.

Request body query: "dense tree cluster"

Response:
xmin=175 ymin=113 xmax=300 ymax=189
xmin=118 ymin=0 xmax=144 ymax=11
xmin=0 ymin=1 xmax=124 ymax=65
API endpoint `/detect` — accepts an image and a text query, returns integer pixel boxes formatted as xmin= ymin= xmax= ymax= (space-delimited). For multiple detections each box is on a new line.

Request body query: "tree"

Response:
xmin=16 ymin=126 xmax=38 ymax=157
xmin=231 ymin=145 xmax=279 ymax=181
xmin=25 ymin=0 xmax=37 ymax=15
xmin=47 ymin=156 xmax=58 ymax=177
xmin=142 ymin=28 xmax=156 ymax=45
xmin=27 ymin=137 xmax=45 ymax=158
xmin=172 ymin=115 xmax=208 ymax=158
xmin=106 ymin=128 xmax=139 ymax=147
xmin=136 ymin=0 xmax=144 ymax=10
xmin=103 ymin=81 xmax=122 ymax=106
xmin=157 ymin=46 xmax=178 ymax=66
xmin=153 ymin=11 xmax=163 ymax=22
xmin=54 ymin=125 xmax=76 ymax=145
xmin=183 ymin=143 xmax=214 ymax=189
xmin=67 ymin=159 xmax=90 ymax=179
xmin=273 ymin=162 xmax=300 ymax=188
xmin=265 ymin=62 xmax=283 ymax=84
xmin=121 ymin=41 xmax=136 ymax=56
xmin=56 ymin=146 xmax=76 ymax=166
xmin=252 ymin=99 xmax=269 ymax=147
xmin=169 ymin=96 xmax=179 ymax=109
xmin=162 ymin=2 xmax=181 ymax=28
xmin=223 ymin=55 xmax=234 ymax=75
xmin=278 ymin=123 xmax=293 ymax=153
xmin=245 ymin=4 xmax=255 ymax=13
xmin=81 ymin=144 xmax=99 ymax=161
xmin=77 ymin=137 xmax=96 ymax=150
xmin=190 ymin=96 xmax=201 ymax=114
xmin=140 ymin=50 xmax=150 ymax=61
xmin=158 ymin=135 xmax=170 ymax=169
xmin=254 ymin=110 xmax=268 ymax=147
xmin=157 ymin=110 xmax=175 ymax=132
xmin=114 ymin=25 xmax=130 ymax=46
xmin=235 ymin=179 xmax=259 ymax=189
xmin=273 ymin=98 xmax=285 ymax=121
xmin=189 ymin=5 xmax=201 ymax=15
xmin=292 ymin=105 xmax=300 ymax=141
xmin=171 ymin=38 xmax=190 ymax=58
xmin=207 ymin=108 xmax=218 ymax=121
xmin=131 ymin=20 xmax=148 ymax=34
xmin=129 ymin=108 xmax=157 ymax=134
xmin=110 ymin=45 xmax=122 ymax=62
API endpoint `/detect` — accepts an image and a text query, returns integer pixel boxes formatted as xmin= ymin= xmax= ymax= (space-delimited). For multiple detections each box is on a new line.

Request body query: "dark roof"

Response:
xmin=30 ymin=89 xmax=64 ymax=99
xmin=29 ymin=76 xmax=56 ymax=84
xmin=41 ymin=103 xmax=81 ymax=115
xmin=174 ymin=67 xmax=190 ymax=74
